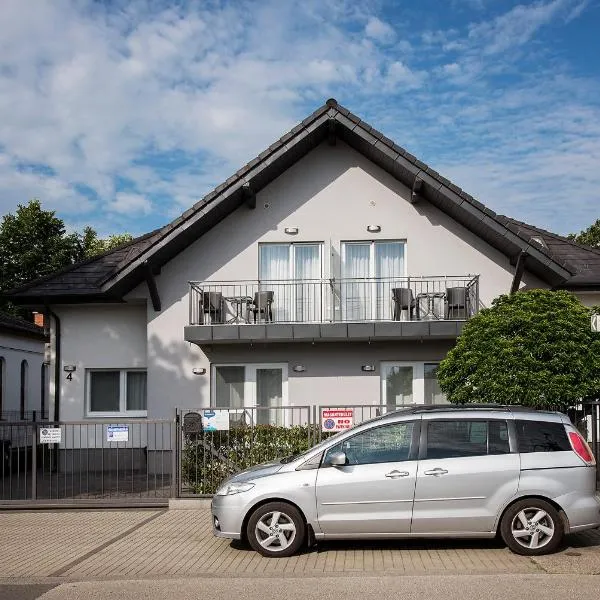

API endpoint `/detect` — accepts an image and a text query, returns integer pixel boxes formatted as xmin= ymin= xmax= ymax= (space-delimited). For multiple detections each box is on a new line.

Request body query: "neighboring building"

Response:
xmin=7 ymin=99 xmax=600 ymax=426
xmin=0 ymin=312 xmax=48 ymax=420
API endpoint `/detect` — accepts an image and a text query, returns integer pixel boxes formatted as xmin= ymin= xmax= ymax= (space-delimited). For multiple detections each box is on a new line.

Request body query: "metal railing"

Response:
xmin=189 ymin=276 xmax=479 ymax=325
xmin=0 ymin=410 xmax=49 ymax=423
xmin=1 ymin=420 xmax=174 ymax=501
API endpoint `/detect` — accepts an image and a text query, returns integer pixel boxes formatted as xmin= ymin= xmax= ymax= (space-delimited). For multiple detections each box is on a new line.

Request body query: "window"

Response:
xmin=424 ymin=363 xmax=448 ymax=405
xmin=87 ymin=370 xmax=147 ymax=416
xmin=342 ymin=240 xmax=405 ymax=320
xmin=20 ymin=360 xmax=28 ymax=419
xmin=515 ymin=420 xmax=570 ymax=453
xmin=425 ymin=420 xmax=510 ymax=459
xmin=325 ymin=421 xmax=415 ymax=466
xmin=212 ymin=363 xmax=287 ymax=426
xmin=381 ymin=362 xmax=448 ymax=408
xmin=259 ymin=243 xmax=323 ymax=322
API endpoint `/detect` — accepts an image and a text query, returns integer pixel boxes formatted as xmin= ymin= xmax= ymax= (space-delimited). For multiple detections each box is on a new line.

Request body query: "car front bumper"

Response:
xmin=211 ymin=493 xmax=246 ymax=540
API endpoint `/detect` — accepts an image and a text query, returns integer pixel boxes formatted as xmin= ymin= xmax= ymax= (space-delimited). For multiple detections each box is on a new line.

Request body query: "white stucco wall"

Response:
xmin=575 ymin=291 xmax=600 ymax=307
xmin=50 ymin=304 xmax=147 ymax=421
xmin=119 ymin=140 xmax=549 ymax=417
xmin=0 ymin=330 xmax=46 ymax=417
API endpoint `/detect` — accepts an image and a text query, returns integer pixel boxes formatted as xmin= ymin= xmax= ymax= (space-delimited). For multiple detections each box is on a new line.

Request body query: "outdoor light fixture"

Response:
xmin=361 ymin=365 xmax=375 ymax=372
xmin=366 ymin=225 xmax=381 ymax=233
xmin=192 ymin=367 xmax=207 ymax=375
xmin=63 ymin=365 xmax=76 ymax=372
xmin=292 ymin=365 xmax=306 ymax=373
xmin=284 ymin=227 xmax=299 ymax=235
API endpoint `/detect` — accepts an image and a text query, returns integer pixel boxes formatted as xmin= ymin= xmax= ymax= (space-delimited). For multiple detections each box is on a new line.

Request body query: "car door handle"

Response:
xmin=385 ymin=470 xmax=410 ymax=478
xmin=424 ymin=468 xmax=448 ymax=476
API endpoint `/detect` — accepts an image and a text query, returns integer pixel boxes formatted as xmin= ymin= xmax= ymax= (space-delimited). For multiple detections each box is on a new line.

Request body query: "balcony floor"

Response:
xmin=184 ymin=320 xmax=466 ymax=344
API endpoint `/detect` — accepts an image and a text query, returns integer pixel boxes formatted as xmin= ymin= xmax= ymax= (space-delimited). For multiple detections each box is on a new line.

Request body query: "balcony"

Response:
xmin=184 ymin=276 xmax=479 ymax=344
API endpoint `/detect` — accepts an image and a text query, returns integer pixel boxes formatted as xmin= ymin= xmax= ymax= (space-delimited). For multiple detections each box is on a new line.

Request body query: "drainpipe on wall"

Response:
xmin=46 ymin=307 xmax=61 ymax=422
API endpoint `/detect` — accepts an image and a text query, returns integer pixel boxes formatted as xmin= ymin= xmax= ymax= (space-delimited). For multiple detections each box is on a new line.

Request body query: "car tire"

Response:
xmin=247 ymin=501 xmax=306 ymax=558
xmin=500 ymin=499 xmax=564 ymax=556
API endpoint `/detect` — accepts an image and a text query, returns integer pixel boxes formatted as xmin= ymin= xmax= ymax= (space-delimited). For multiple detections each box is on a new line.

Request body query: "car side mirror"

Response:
xmin=326 ymin=451 xmax=347 ymax=467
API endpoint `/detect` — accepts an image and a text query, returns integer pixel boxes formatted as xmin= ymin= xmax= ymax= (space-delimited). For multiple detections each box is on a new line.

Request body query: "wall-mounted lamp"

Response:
xmin=63 ymin=365 xmax=76 ymax=372
xmin=361 ymin=365 xmax=376 ymax=372
xmin=284 ymin=227 xmax=299 ymax=235
xmin=292 ymin=365 xmax=306 ymax=373
xmin=192 ymin=367 xmax=207 ymax=375
xmin=366 ymin=225 xmax=381 ymax=233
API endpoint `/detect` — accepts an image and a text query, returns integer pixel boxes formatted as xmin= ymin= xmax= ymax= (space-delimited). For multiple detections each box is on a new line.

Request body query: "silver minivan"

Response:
xmin=211 ymin=405 xmax=600 ymax=557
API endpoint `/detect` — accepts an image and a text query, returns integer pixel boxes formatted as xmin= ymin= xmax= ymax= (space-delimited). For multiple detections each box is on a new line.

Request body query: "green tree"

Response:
xmin=437 ymin=290 xmax=600 ymax=411
xmin=568 ymin=218 xmax=600 ymax=248
xmin=0 ymin=200 xmax=133 ymax=315
xmin=78 ymin=226 xmax=133 ymax=258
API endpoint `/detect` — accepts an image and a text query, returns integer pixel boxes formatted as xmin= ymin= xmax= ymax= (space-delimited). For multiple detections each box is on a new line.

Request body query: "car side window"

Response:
xmin=515 ymin=420 xmax=570 ymax=453
xmin=426 ymin=420 xmax=510 ymax=459
xmin=324 ymin=421 xmax=415 ymax=466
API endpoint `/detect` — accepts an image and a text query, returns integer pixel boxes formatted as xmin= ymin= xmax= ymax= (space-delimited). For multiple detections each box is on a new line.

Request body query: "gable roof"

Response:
xmin=0 ymin=312 xmax=47 ymax=340
xmin=7 ymin=98 xmax=600 ymax=304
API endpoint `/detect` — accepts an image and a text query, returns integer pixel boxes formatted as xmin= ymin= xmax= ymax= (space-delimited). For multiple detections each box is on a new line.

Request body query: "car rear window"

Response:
xmin=515 ymin=420 xmax=570 ymax=453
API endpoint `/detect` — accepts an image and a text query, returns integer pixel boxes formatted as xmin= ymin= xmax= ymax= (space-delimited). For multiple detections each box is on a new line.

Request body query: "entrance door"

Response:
xmin=212 ymin=363 xmax=288 ymax=426
xmin=316 ymin=420 xmax=419 ymax=534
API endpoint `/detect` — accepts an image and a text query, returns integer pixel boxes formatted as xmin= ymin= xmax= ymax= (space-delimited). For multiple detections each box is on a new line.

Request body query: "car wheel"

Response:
xmin=500 ymin=499 xmax=563 ymax=556
xmin=247 ymin=501 xmax=306 ymax=557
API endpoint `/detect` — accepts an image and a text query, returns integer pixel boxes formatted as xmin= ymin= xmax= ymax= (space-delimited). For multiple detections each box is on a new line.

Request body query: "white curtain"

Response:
xmin=259 ymin=245 xmax=290 ymax=321
xmin=342 ymin=243 xmax=370 ymax=320
xmin=294 ymin=245 xmax=321 ymax=321
xmin=375 ymin=242 xmax=405 ymax=319
xmin=256 ymin=368 xmax=283 ymax=425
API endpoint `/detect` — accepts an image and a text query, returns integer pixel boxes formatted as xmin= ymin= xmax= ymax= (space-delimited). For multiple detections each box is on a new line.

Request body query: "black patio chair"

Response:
xmin=445 ymin=287 xmax=468 ymax=319
xmin=392 ymin=287 xmax=415 ymax=321
xmin=249 ymin=291 xmax=274 ymax=323
xmin=200 ymin=291 xmax=224 ymax=324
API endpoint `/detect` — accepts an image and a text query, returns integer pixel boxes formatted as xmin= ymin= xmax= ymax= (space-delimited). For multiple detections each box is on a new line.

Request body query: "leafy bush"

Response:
xmin=181 ymin=424 xmax=322 ymax=494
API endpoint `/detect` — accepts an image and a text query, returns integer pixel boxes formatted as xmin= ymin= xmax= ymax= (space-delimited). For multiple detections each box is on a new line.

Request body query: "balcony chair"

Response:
xmin=445 ymin=287 xmax=468 ymax=319
xmin=200 ymin=291 xmax=224 ymax=324
xmin=249 ymin=291 xmax=274 ymax=323
xmin=392 ymin=287 xmax=415 ymax=321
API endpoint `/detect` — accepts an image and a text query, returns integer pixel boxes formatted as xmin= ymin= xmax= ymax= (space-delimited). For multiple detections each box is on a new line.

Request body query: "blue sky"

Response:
xmin=0 ymin=0 xmax=599 ymax=237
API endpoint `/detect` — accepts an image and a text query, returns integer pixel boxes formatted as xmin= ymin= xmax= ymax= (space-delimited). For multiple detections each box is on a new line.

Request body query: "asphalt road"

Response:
xmin=5 ymin=574 xmax=598 ymax=600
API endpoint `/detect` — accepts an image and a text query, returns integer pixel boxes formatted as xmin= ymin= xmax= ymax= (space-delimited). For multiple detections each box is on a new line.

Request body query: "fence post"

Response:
xmin=172 ymin=415 xmax=179 ymax=498
xmin=31 ymin=424 xmax=37 ymax=500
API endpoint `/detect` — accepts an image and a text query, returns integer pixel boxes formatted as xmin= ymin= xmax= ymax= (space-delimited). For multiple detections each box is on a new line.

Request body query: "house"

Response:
xmin=7 ymin=99 xmax=600 ymax=428
xmin=0 ymin=312 xmax=48 ymax=420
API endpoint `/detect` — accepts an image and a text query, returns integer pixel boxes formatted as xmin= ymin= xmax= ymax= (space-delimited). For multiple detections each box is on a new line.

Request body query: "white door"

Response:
xmin=259 ymin=244 xmax=322 ymax=322
xmin=341 ymin=241 xmax=405 ymax=320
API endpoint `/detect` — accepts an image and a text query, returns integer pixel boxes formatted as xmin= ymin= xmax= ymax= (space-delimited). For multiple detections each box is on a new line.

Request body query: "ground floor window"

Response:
xmin=211 ymin=363 xmax=288 ymax=426
xmin=87 ymin=369 xmax=147 ymax=416
xmin=381 ymin=361 xmax=448 ymax=409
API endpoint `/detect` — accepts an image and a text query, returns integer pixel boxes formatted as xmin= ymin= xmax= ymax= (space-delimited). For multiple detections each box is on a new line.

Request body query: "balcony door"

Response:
xmin=341 ymin=241 xmax=405 ymax=321
xmin=259 ymin=243 xmax=322 ymax=322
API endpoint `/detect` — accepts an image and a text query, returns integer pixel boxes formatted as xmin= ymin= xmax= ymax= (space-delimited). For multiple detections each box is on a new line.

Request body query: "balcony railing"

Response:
xmin=189 ymin=276 xmax=479 ymax=325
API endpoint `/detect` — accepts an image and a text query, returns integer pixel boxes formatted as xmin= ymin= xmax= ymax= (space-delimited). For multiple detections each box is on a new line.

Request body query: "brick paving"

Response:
xmin=0 ymin=509 xmax=599 ymax=579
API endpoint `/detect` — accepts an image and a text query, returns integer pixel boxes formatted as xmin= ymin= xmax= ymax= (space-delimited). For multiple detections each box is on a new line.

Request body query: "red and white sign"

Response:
xmin=321 ymin=409 xmax=354 ymax=432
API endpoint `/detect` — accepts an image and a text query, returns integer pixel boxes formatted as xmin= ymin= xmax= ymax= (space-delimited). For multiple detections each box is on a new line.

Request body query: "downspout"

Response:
xmin=46 ymin=307 xmax=61 ymax=422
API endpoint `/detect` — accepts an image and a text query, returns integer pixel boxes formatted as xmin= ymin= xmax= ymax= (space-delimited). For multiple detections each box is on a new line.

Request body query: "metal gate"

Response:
xmin=1 ymin=418 xmax=174 ymax=503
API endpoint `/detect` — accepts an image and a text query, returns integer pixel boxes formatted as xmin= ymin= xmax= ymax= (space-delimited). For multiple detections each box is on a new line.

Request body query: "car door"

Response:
xmin=411 ymin=418 xmax=519 ymax=534
xmin=315 ymin=419 xmax=420 ymax=535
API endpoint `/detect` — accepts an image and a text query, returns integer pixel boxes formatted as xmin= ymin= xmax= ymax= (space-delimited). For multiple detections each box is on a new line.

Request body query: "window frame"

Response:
xmin=380 ymin=361 xmax=449 ymax=407
xmin=322 ymin=419 xmax=421 ymax=466
xmin=86 ymin=368 xmax=147 ymax=418
xmin=419 ymin=418 xmax=514 ymax=460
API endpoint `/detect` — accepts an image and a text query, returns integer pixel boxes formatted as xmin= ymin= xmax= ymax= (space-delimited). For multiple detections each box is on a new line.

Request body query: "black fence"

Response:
xmin=0 ymin=420 xmax=174 ymax=502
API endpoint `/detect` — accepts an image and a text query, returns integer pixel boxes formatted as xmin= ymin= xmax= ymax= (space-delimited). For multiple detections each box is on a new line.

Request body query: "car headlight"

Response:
xmin=215 ymin=481 xmax=255 ymax=496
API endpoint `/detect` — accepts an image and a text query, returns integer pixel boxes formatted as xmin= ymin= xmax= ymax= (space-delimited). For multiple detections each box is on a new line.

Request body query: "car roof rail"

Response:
xmin=383 ymin=403 xmax=549 ymax=417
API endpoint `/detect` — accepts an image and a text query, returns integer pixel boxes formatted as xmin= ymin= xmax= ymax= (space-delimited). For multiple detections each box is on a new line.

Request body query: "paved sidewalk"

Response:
xmin=0 ymin=509 xmax=599 ymax=580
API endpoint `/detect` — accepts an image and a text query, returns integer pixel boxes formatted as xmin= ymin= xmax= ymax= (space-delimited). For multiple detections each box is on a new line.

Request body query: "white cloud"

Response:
xmin=365 ymin=16 xmax=396 ymax=44
xmin=107 ymin=193 xmax=152 ymax=216
xmin=385 ymin=61 xmax=427 ymax=90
